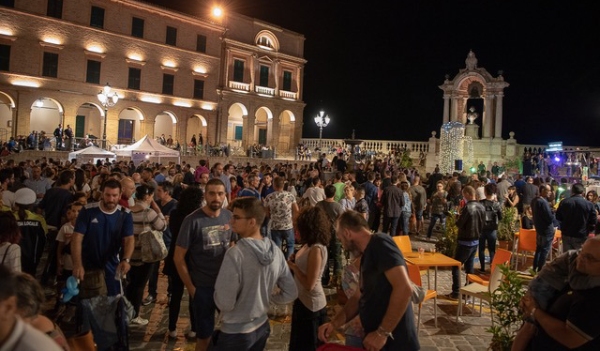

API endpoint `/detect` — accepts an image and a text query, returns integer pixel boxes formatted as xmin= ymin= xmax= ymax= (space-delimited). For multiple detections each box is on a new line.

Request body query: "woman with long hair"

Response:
xmin=163 ymin=186 xmax=203 ymax=338
xmin=288 ymin=206 xmax=330 ymax=351
xmin=126 ymin=184 xmax=167 ymax=326
xmin=72 ymin=168 xmax=90 ymax=198
xmin=0 ymin=211 xmax=22 ymax=272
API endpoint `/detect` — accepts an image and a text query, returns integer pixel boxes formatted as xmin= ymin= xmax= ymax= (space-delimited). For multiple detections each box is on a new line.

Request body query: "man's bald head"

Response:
xmin=121 ymin=177 xmax=135 ymax=198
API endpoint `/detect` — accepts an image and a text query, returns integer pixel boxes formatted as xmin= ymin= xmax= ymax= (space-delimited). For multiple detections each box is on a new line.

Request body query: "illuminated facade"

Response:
xmin=0 ymin=0 xmax=306 ymax=153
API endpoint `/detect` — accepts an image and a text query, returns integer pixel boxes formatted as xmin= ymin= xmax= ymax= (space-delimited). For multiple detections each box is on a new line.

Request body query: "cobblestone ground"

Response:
xmin=123 ymin=230 xmax=494 ymax=351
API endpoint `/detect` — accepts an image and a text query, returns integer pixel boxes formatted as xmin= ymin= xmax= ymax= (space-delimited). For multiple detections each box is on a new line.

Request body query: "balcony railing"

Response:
xmin=300 ymin=138 xmax=430 ymax=154
xmin=279 ymin=90 xmax=297 ymax=99
xmin=255 ymin=86 xmax=275 ymax=96
xmin=228 ymin=81 xmax=250 ymax=92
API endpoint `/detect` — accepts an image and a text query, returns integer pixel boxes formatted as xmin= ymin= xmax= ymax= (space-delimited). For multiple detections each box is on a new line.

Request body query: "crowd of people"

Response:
xmin=1 ymin=150 xmax=600 ymax=350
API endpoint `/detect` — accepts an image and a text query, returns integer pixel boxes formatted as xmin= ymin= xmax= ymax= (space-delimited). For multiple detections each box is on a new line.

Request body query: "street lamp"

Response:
xmin=97 ymin=83 xmax=119 ymax=149
xmin=313 ymin=110 xmax=330 ymax=148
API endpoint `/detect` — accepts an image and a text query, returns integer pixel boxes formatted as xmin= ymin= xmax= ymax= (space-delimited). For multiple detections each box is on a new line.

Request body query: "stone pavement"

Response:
xmin=126 ymin=233 xmax=494 ymax=351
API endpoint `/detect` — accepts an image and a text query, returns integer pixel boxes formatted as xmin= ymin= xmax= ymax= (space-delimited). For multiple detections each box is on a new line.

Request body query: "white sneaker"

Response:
xmin=186 ymin=331 xmax=197 ymax=339
xmin=168 ymin=330 xmax=177 ymax=338
xmin=131 ymin=317 xmax=148 ymax=326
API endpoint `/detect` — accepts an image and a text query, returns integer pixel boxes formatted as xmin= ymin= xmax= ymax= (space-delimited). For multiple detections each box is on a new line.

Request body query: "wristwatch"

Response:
xmin=121 ymin=258 xmax=130 ymax=263
xmin=376 ymin=326 xmax=395 ymax=340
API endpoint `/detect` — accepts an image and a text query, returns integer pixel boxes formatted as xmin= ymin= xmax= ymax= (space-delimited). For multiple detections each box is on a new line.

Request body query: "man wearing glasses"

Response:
xmin=214 ymin=197 xmax=297 ymax=351
xmin=516 ymin=236 xmax=600 ymax=350
xmin=174 ymin=179 xmax=233 ymax=351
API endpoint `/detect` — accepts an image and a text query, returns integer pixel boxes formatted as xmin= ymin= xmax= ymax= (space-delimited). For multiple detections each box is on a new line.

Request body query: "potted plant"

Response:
xmin=487 ymin=264 xmax=528 ymax=351
xmin=497 ymin=206 xmax=518 ymax=250
xmin=435 ymin=211 xmax=458 ymax=257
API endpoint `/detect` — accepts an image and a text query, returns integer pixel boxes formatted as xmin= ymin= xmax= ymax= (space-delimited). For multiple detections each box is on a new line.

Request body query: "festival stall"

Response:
xmin=113 ymin=135 xmax=180 ymax=165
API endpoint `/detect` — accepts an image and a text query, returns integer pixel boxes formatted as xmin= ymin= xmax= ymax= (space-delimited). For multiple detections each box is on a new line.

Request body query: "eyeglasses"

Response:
xmin=232 ymin=215 xmax=251 ymax=221
xmin=580 ymin=253 xmax=600 ymax=264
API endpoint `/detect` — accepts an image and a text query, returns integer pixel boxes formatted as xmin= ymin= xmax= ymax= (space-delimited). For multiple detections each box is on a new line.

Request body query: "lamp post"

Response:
xmin=97 ymin=83 xmax=119 ymax=149
xmin=313 ymin=110 xmax=330 ymax=149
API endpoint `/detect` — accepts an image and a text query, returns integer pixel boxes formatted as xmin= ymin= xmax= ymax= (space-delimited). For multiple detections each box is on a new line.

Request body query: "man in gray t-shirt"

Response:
xmin=174 ymin=179 xmax=233 ymax=351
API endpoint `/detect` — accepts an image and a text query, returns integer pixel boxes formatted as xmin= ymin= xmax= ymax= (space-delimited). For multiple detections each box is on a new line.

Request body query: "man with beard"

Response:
xmin=71 ymin=179 xmax=134 ymax=297
xmin=318 ymin=211 xmax=419 ymax=351
xmin=174 ymin=179 xmax=234 ymax=351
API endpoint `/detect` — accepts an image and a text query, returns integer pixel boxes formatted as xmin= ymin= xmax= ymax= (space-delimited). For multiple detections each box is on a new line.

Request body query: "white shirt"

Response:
xmin=0 ymin=317 xmax=63 ymax=351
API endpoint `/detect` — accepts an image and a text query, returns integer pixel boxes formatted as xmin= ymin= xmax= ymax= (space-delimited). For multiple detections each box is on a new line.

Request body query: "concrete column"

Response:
xmin=495 ymin=93 xmax=504 ymax=139
xmin=482 ymin=96 xmax=493 ymax=138
xmin=450 ymin=97 xmax=457 ymax=121
xmin=443 ymin=95 xmax=450 ymax=124
xmin=242 ymin=115 xmax=250 ymax=148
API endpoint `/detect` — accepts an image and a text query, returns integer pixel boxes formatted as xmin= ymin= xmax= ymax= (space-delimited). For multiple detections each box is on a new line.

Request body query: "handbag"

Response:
xmin=140 ymin=209 xmax=168 ymax=263
xmin=67 ymin=330 xmax=96 ymax=351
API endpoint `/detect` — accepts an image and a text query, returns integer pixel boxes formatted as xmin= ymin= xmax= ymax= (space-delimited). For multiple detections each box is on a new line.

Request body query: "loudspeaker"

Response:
xmin=454 ymin=159 xmax=463 ymax=171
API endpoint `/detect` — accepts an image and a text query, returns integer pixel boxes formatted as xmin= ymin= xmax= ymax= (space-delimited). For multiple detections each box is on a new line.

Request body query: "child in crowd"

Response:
xmin=56 ymin=202 xmax=83 ymax=285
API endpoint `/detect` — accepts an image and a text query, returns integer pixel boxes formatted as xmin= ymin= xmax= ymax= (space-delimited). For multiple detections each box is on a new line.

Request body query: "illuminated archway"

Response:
xmin=226 ymin=102 xmax=247 ymax=146
xmin=117 ymin=107 xmax=144 ymax=144
xmin=253 ymin=106 xmax=273 ymax=146
xmin=29 ymin=97 xmax=64 ymax=134
xmin=0 ymin=91 xmax=15 ymax=137
xmin=278 ymin=110 xmax=296 ymax=152
xmin=154 ymin=111 xmax=177 ymax=146
xmin=186 ymin=114 xmax=208 ymax=149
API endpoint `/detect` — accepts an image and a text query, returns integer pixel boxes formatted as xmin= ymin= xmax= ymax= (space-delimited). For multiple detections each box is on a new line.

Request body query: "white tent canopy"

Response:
xmin=113 ymin=135 xmax=180 ymax=163
xmin=68 ymin=145 xmax=116 ymax=163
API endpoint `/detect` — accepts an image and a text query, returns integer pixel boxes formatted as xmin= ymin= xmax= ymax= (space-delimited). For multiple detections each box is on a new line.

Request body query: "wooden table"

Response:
xmin=404 ymin=252 xmax=462 ymax=291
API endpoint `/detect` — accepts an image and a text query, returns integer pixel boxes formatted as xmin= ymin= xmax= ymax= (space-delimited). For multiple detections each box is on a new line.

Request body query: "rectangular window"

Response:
xmin=193 ymin=79 xmax=204 ymax=99
xmin=283 ymin=71 xmax=292 ymax=91
xmin=131 ymin=17 xmax=144 ymax=38
xmin=86 ymin=60 xmax=101 ymax=84
xmin=42 ymin=52 xmax=59 ymax=78
xmin=166 ymin=26 xmax=177 ymax=46
xmin=46 ymin=0 xmax=63 ymax=19
xmin=196 ymin=35 xmax=207 ymax=53
xmin=0 ymin=0 xmax=15 ymax=7
xmin=0 ymin=44 xmax=10 ymax=71
xmin=162 ymin=74 xmax=174 ymax=95
xmin=90 ymin=6 xmax=105 ymax=29
xmin=128 ymin=67 xmax=141 ymax=90
xmin=259 ymin=65 xmax=269 ymax=87
xmin=233 ymin=59 xmax=244 ymax=82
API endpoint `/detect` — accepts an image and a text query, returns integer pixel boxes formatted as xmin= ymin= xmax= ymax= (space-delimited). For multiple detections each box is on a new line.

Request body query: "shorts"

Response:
xmin=193 ymin=286 xmax=217 ymax=339
xmin=415 ymin=210 xmax=424 ymax=221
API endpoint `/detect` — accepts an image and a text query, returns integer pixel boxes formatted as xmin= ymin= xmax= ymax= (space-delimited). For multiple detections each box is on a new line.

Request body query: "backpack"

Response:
xmin=482 ymin=200 xmax=498 ymax=230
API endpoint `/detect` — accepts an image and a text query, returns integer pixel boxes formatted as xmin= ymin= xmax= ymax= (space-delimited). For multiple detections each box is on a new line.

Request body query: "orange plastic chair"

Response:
xmin=393 ymin=235 xmax=413 ymax=254
xmin=467 ymin=248 xmax=512 ymax=286
xmin=514 ymin=228 xmax=537 ymax=270
xmin=407 ymin=263 xmax=437 ymax=332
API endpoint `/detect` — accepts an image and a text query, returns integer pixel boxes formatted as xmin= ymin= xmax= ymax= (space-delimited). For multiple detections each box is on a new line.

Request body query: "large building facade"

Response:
xmin=0 ymin=0 xmax=306 ymax=153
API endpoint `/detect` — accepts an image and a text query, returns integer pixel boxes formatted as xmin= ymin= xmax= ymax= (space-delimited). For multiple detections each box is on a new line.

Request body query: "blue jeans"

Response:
xmin=270 ymin=229 xmax=295 ymax=260
xmin=400 ymin=211 xmax=411 ymax=234
xmin=451 ymin=244 xmax=478 ymax=295
xmin=427 ymin=213 xmax=445 ymax=238
xmin=289 ymin=299 xmax=327 ymax=351
xmin=533 ymin=233 xmax=554 ymax=272
xmin=214 ymin=320 xmax=270 ymax=351
xmin=478 ymin=229 xmax=497 ymax=271
xmin=382 ymin=216 xmax=399 ymax=235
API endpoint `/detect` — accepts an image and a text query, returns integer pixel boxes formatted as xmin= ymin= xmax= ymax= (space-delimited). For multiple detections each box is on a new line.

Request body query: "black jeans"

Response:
xmin=168 ymin=272 xmax=195 ymax=332
xmin=451 ymin=244 xmax=478 ymax=295
xmin=289 ymin=299 xmax=327 ymax=351
xmin=125 ymin=263 xmax=153 ymax=317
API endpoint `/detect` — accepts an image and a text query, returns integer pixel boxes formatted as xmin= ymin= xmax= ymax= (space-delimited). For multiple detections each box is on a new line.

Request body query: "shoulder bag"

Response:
xmin=140 ymin=209 xmax=168 ymax=263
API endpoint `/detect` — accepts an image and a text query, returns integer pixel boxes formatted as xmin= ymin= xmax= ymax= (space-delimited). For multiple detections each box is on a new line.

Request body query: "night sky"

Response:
xmin=143 ymin=0 xmax=600 ymax=146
